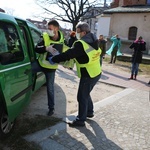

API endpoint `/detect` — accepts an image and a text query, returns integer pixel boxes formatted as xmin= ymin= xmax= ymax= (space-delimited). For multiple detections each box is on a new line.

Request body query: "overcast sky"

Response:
xmin=0 ymin=0 xmax=42 ymax=19
xmin=0 ymin=0 xmax=112 ymax=29
xmin=0 ymin=0 xmax=112 ymax=19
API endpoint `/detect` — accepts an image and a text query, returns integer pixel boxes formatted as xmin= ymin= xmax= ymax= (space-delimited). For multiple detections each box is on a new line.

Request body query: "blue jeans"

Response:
xmin=131 ymin=63 xmax=139 ymax=75
xmin=31 ymin=61 xmax=55 ymax=110
xmin=77 ymin=74 xmax=101 ymax=122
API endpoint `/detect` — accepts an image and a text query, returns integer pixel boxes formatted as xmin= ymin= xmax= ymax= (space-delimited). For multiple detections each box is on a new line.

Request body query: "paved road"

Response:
xmin=24 ymin=62 xmax=150 ymax=150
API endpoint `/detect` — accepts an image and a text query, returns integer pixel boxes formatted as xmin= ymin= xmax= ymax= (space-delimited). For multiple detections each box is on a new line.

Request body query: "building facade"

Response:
xmin=97 ymin=0 xmax=150 ymax=55
xmin=81 ymin=7 xmax=110 ymax=35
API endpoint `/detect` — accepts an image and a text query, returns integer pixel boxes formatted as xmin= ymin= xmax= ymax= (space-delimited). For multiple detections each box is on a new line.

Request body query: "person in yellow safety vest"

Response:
xmin=49 ymin=22 xmax=102 ymax=127
xmin=32 ymin=20 xmax=65 ymax=116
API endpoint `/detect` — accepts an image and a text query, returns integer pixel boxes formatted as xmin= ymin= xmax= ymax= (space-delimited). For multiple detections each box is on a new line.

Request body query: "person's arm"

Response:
xmin=110 ymin=36 xmax=116 ymax=41
xmin=51 ymin=42 xmax=85 ymax=63
xmin=35 ymin=37 xmax=46 ymax=54
xmin=103 ymin=40 xmax=107 ymax=54
xmin=141 ymin=42 xmax=146 ymax=51
xmin=129 ymin=42 xmax=135 ymax=49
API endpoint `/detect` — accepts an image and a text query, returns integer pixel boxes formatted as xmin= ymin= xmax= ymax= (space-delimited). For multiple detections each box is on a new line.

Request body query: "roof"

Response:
xmin=104 ymin=5 xmax=150 ymax=14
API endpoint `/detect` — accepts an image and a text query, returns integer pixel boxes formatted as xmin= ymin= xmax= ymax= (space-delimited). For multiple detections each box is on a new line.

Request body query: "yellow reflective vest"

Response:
xmin=75 ymin=40 xmax=102 ymax=78
xmin=38 ymin=31 xmax=64 ymax=69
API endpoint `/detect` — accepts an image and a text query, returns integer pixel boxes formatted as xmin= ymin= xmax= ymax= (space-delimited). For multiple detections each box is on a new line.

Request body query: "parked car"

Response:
xmin=0 ymin=12 xmax=46 ymax=139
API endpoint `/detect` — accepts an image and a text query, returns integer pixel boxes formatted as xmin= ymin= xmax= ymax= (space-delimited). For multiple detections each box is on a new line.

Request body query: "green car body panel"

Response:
xmin=0 ymin=12 xmax=46 ymax=123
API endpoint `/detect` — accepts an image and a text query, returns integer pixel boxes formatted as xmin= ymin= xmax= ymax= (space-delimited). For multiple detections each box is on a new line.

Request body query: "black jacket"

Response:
xmin=98 ymin=39 xmax=107 ymax=56
xmin=129 ymin=40 xmax=146 ymax=63
xmin=52 ymin=32 xmax=99 ymax=77
xmin=68 ymin=36 xmax=77 ymax=47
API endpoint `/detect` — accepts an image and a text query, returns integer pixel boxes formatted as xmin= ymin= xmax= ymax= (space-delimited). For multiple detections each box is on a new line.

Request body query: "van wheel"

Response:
xmin=0 ymin=106 xmax=15 ymax=139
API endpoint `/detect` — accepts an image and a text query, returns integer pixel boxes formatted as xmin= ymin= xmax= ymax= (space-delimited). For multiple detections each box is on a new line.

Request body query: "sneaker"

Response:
xmin=47 ymin=109 xmax=54 ymax=116
xmin=68 ymin=120 xmax=85 ymax=127
xmin=87 ymin=114 xmax=94 ymax=118
xmin=76 ymin=114 xmax=94 ymax=119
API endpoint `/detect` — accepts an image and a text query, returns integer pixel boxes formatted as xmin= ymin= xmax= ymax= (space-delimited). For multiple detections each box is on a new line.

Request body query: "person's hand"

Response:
xmin=48 ymin=56 xmax=55 ymax=65
xmin=46 ymin=45 xmax=54 ymax=52
xmin=46 ymin=45 xmax=59 ymax=56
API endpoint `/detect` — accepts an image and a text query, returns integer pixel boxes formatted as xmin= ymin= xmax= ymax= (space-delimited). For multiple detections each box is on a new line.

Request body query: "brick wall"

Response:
xmin=122 ymin=0 xmax=132 ymax=6
xmin=110 ymin=0 xmax=119 ymax=8
xmin=125 ymin=0 xmax=146 ymax=6
xmin=111 ymin=0 xmax=146 ymax=7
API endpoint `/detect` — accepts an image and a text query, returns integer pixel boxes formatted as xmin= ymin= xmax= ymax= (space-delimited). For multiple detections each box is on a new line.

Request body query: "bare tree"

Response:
xmin=35 ymin=0 xmax=109 ymax=30
xmin=1 ymin=7 xmax=15 ymax=15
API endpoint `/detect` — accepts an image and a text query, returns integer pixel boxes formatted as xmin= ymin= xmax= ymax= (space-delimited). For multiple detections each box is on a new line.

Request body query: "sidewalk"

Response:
xmin=24 ymin=62 xmax=150 ymax=150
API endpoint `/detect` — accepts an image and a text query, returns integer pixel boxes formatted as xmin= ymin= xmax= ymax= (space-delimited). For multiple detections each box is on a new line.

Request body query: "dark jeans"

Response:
xmin=131 ymin=63 xmax=139 ymax=75
xmin=77 ymin=74 xmax=101 ymax=122
xmin=31 ymin=61 xmax=55 ymax=110
xmin=110 ymin=47 xmax=118 ymax=63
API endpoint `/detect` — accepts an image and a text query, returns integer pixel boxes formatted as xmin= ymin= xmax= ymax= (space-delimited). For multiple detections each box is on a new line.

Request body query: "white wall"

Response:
xmin=109 ymin=13 xmax=150 ymax=54
xmin=96 ymin=15 xmax=111 ymax=38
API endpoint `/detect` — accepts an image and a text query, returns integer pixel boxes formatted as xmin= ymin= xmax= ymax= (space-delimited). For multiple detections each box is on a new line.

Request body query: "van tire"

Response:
xmin=0 ymin=105 xmax=15 ymax=139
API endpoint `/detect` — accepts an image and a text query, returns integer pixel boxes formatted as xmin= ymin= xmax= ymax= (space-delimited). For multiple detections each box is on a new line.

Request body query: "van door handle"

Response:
xmin=24 ymin=69 xmax=31 ymax=75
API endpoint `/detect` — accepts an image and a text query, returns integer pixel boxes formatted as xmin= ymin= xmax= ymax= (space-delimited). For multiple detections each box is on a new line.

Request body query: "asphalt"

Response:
xmin=24 ymin=62 xmax=150 ymax=150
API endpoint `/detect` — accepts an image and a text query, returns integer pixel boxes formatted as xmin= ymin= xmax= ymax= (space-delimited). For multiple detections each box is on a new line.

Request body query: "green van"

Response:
xmin=0 ymin=12 xmax=46 ymax=138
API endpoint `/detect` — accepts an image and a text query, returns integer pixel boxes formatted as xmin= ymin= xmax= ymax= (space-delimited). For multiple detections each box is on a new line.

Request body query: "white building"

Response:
xmin=97 ymin=5 xmax=150 ymax=54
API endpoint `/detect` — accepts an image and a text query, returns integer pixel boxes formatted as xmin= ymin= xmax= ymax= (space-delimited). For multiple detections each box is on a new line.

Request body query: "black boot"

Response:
xmin=128 ymin=74 xmax=133 ymax=80
xmin=134 ymin=75 xmax=137 ymax=80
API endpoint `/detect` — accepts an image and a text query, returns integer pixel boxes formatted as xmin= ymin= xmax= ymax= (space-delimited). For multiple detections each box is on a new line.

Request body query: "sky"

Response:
xmin=0 ymin=0 xmax=42 ymax=20
xmin=0 ymin=0 xmax=112 ymax=29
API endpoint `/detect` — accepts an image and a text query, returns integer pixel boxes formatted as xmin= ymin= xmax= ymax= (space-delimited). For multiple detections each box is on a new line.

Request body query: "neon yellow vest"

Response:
xmin=75 ymin=40 xmax=102 ymax=78
xmin=38 ymin=31 xmax=64 ymax=69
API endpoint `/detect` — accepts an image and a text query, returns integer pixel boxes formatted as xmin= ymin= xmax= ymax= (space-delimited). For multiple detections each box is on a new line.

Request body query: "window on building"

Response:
xmin=128 ymin=27 xmax=137 ymax=40
xmin=147 ymin=0 xmax=150 ymax=4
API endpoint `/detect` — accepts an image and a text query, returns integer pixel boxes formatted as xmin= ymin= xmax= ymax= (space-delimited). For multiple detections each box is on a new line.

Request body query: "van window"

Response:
xmin=0 ymin=22 xmax=24 ymax=65
xmin=30 ymin=28 xmax=41 ymax=46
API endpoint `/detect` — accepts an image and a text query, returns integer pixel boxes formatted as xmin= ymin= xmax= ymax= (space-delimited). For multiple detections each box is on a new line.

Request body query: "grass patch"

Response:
xmin=103 ymin=57 xmax=150 ymax=76
xmin=0 ymin=115 xmax=61 ymax=150
xmin=139 ymin=63 xmax=150 ymax=75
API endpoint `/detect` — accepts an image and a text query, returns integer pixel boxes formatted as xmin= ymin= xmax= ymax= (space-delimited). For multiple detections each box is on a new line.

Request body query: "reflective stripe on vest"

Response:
xmin=75 ymin=40 xmax=102 ymax=78
xmin=38 ymin=31 xmax=64 ymax=69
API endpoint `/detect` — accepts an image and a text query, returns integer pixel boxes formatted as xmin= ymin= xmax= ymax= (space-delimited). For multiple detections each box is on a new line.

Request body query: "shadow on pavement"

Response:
xmin=57 ymin=68 xmax=77 ymax=83
xmin=103 ymin=70 xmax=128 ymax=81
xmin=75 ymin=119 xmax=123 ymax=150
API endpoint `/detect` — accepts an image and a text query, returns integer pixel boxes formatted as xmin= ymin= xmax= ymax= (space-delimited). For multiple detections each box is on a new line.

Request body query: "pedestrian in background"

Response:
xmin=49 ymin=22 xmax=102 ymax=127
xmin=32 ymin=20 xmax=65 ymax=116
xmin=106 ymin=34 xmax=122 ymax=64
xmin=98 ymin=35 xmax=107 ymax=66
xmin=128 ymin=36 xmax=146 ymax=80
